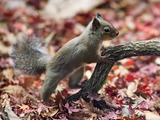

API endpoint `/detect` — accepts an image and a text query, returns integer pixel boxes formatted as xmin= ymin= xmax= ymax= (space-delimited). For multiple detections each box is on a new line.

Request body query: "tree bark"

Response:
xmin=67 ymin=38 xmax=160 ymax=101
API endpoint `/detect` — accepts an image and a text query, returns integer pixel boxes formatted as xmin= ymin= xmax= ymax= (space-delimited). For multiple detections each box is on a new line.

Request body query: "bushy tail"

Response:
xmin=10 ymin=35 xmax=52 ymax=75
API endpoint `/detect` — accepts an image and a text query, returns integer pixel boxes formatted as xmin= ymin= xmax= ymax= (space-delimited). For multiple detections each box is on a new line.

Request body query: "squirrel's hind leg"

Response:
xmin=40 ymin=71 xmax=65 ymax=101
xmin=68 ymin=66 xmax=84 ymax=89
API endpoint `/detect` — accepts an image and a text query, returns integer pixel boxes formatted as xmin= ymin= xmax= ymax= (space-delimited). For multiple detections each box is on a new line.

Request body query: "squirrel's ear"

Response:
xmin=96 ymin=13 xmax=102 ymax=19
xmin=92 ymin=18 xmax=100 ymax=31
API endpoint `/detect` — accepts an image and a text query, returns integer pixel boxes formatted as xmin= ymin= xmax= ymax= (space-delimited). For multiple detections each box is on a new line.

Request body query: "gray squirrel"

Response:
xmin=10 ymin=13 xmax=119 ymax=101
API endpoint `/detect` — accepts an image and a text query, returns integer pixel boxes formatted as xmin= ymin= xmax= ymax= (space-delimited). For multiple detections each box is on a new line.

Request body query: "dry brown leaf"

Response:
xmin=23 ymin=75 xmax=37 ymax=88
xmin=2 ymin=68 xmax=14 ymax=82
xmin=126 ymin=79 xmax=139 ymax=97
xmin=3 ymin=85 xmax=27 ymax=96
xmin=80 ymin=99 xmax=104 ymax=117
xmin=3 ymin=85 xmax=37 ymax=102
xmin=4 ymin=98 xmax=21 ymax=120
xmin=43 ymin=108 xmax=59 ymax=117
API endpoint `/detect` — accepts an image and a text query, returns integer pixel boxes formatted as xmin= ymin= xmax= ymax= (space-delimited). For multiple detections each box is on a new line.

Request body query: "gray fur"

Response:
xmin=41 ymin=16 xmax=118 ymax=101
xmin=69 ymin=66 xmax=84 ymax=89
xmin=10 ymin=14 xmax=119 ymax=101
xmin=10 ymin=36 xmax=52 ymax=75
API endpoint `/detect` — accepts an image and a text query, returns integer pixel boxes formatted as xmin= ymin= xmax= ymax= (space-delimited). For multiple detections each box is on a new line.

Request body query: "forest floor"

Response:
xmin=0 ymin=0 xmax=160 ymax=119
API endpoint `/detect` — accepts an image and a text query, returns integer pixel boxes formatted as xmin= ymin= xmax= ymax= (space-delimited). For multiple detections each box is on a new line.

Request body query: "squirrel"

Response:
xmin=10 ymin=13 xmax=119 ymax=102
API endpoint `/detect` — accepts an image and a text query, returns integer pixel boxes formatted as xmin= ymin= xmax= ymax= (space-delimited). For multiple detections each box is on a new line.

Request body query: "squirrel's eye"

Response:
xmin=104 ymin=27 xmax=110 ymax=33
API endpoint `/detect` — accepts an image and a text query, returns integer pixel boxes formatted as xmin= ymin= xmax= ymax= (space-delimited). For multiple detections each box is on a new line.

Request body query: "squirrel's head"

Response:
xmin=91 ymin=13 xmax=119 ymax=41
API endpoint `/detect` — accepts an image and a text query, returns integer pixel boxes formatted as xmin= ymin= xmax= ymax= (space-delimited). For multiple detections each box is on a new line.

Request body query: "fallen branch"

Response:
xmin=67 ymin=38 xmax=160 ymax=102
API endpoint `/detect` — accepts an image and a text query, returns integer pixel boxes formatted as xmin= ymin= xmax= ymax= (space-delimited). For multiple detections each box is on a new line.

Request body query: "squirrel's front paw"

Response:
xmin=100 ymin=56 xmax=108 ymax=62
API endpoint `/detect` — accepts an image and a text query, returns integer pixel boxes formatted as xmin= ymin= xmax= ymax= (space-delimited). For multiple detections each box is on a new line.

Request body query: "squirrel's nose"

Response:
xmin=115 ymin=30 xmax=119 ymax=36
xmin=111 ymin=30 xmax=119 ymax=37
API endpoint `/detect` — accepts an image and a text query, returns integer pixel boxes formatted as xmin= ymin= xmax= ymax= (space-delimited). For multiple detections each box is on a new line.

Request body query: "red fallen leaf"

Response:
xmin=125 ymin=72 xmax=141 ymax=82
xmin=27 ymin=0 xmax=48 ymax=9
xmin=125 ymin=74 xmax=134 ymax=82
xmin=124 ymin=59 xmax=135 ymax=66
xmin=115 ymin=94 xmax=124 ymax=104
xmin=54 ymin=90 xmax=69 ymax=105
xmin=61 ymin=89 xmax=70 ymax=98
xmin=54 ymin=91 xmax=64 ymax=105
xmin=0 ymin=8 xmax=15 ymax=21
xmin=137 ymin=80 xmax=151 ymax=95
xmin=27 ymin=15 xmax=43 ymax=25
xmin=142 ymin=86 xmax=151 ymax=93
xmin=85 ymin=65 xmax=93 ymax=71
xmin=64 ymin=20 xmax=75 ymax=31
xmin=105 ymin=86 xmax=118 ymax=98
